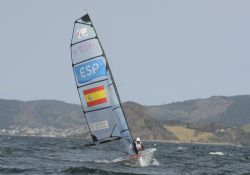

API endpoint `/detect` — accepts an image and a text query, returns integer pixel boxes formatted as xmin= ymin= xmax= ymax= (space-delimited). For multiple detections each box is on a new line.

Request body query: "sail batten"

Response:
xmin=83 ymin=105 xmax=121 ymax=114
xmin=70 ymin=13 xmax=136 ymax=155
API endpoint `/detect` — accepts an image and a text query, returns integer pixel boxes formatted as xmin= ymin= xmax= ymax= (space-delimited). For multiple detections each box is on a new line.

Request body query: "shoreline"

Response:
xmin=1 ymin=135 xmax=244 ymax=146
xmin=144 ymin=139 xmax=237 ymax=146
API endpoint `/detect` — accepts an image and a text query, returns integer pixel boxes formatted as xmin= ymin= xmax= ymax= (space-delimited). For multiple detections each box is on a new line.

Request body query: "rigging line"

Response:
xmin=110 ymin=106 xmax=126 ymax=137
xmin=81 ymin=120 xmax=89 ymax=132
xmin=110 ymin=122 xmax=118 ymax=137
xmin=108 ymin=105 xmax=124 ymax=137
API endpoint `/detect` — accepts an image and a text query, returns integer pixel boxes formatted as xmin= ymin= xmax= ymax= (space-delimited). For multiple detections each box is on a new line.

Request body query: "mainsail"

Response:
xmin=70 ymin=13 xmax=136 ymax=155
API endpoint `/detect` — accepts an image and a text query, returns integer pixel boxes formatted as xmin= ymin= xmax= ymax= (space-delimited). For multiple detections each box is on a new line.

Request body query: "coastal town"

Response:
xmin=0 ymin=125 xmax=87 ymax=138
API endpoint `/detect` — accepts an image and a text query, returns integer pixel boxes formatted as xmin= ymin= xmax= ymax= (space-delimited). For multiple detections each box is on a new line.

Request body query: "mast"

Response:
xmin=87 ymin=14 xmax=138 ymax=152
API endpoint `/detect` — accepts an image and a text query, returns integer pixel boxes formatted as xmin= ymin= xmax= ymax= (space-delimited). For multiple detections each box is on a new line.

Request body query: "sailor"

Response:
xmin=135 ymin=137 xmax=144 ymax=151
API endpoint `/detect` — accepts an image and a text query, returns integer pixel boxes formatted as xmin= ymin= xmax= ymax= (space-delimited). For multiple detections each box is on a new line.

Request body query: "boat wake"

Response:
xmin=94 ymin=159 xmax=112 ymax=164
xmin=152 ymin=158 xmax=160 ymax=166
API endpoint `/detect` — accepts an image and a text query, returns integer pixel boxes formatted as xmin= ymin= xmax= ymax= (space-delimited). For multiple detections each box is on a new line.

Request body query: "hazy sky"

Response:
xmin=0 ymin=0 xmax=249 ymax=105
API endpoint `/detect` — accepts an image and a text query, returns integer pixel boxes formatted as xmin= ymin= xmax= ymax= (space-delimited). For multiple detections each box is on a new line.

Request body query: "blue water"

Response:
xmin=0 ymin=136 xmax=250 ymax=174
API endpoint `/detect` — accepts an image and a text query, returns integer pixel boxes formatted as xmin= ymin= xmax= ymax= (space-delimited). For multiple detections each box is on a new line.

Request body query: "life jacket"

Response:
xmin=135 ymin=141 xmax=143 ymax=150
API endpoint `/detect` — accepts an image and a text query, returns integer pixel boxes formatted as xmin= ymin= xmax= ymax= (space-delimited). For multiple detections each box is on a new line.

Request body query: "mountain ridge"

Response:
xmin=1 ymin=95 xmax=250 ymax=145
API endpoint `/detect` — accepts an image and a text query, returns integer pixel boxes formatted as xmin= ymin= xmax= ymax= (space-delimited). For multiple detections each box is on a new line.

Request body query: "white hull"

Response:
xmin=113 ymin=148 xmax=157 ymax=167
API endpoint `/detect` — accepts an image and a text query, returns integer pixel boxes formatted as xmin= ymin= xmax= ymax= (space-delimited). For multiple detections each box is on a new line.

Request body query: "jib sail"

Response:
xmin=70 ymin=13 xmax=136 ymax=155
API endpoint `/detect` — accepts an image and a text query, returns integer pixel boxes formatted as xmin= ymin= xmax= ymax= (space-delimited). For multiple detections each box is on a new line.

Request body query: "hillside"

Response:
xmin=147 ymin=95 xmax=250 ymax=127
xmin=1 ymin=95 xmax=250 ymax=145
xmin=0 ymin=99 xmax=174 ymax=140
xmin=0 ymin=99 xmax=84 ymax=129
xmin=122 ymin=102 xmax=177 ymax=140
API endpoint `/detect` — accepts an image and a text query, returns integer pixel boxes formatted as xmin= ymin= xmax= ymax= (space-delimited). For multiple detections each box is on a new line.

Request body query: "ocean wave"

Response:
xmin=63 ymin=166 xmax=148 ymax=175
xmin=0 ymin=167 xmax=32 ymax=174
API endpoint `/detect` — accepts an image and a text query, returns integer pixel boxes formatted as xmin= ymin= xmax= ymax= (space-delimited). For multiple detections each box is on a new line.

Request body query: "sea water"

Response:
xmin=0 ymin=136 xmax=250 ymax=175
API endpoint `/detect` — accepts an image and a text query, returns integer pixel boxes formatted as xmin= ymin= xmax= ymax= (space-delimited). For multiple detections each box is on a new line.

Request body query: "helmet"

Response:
xmin=136 ymin=137 xmax=141 ymax=142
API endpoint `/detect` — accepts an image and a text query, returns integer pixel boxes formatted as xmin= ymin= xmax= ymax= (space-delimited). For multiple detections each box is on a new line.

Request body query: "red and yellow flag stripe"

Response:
xmin=83 ymin=85 xmax=108 ymax=107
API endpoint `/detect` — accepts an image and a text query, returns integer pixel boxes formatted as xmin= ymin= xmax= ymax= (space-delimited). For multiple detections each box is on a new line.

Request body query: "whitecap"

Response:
xmin=209 ymin=152 xmax=224 ymax=156
xmin=177 ymin=146 xmax=187 ymax=150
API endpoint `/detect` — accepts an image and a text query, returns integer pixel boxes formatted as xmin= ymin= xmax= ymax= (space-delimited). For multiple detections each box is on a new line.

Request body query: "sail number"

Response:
xmin=74 ymin=57 xmax=107 ymax=85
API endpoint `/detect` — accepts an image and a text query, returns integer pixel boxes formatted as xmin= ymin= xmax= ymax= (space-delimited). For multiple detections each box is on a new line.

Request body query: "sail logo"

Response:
xmin=72 ymin=42 xmax=96 ymax=56
xmin=89 ymin=120 xmax=109 ymax=131
xmin=71 ymin=39 xmax=103 ymax=65
xmin=83 ymin=85 xmax=108 ymax=107
xmin=72 ymin=24 xmax=96 ymax=45
xmin=77 ymin=27 xmax=88 ymax=38
xmin=74 ymin=57 xmax=106 ymax=85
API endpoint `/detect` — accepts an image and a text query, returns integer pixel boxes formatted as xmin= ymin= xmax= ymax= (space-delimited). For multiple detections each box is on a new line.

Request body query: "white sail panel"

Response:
xmin=85 ymin=107 xmax=122 ymax=141
xmin=73 ymin=56 xmax=107 ymax=86
xmin=78 ymin=80 xmax=136 ymax=154
xmin=109 ymin=107 xmax=135 ymax=155
xmin=71 ymin=23 xmax=96 ymax=45
xmin=85 ymin=106 xmax=135 ymax=154
xmin=71 ymin=38 xmax=103 ymax=65
xmin=120 ymin=130 xmax=135 ymax=155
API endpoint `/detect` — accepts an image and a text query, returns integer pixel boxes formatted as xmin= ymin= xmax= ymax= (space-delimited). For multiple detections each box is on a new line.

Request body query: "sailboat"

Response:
xmin=70 ymin=12 xmax=157 ymax=167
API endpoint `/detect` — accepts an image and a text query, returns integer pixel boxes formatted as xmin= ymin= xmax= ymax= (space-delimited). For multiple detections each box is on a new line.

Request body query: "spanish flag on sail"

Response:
xmin=83 ymin=85 xmax=108 ymax=107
